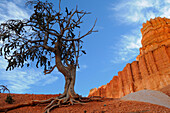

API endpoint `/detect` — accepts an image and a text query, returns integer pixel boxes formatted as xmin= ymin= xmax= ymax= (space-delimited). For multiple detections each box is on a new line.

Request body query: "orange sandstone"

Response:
xmin=89 ymin=17 xmax=170 ymax=98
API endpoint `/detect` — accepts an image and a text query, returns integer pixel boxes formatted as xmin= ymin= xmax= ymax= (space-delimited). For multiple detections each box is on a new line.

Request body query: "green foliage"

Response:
xmin=0 ymin=0 xmax=96 ymax=73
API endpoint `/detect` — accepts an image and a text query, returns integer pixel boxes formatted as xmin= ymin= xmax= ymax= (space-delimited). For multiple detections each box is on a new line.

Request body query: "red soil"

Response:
xmin=0 ymin=92 xmax=169 ymax=113
xmin=159 ymin=84 xmax=170 ymax=96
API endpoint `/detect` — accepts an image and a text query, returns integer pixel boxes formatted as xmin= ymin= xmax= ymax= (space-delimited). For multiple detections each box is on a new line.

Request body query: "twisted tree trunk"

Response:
xmin=54 ymin=41 xmax=79 ymax=99
xmin=63 ymin=67 xmax=77 ymax=98
xmin=0 ymin=66 xmax=81 ymax=113
xmin=57 ymin=65 xmax=79 ymax=99
xmin=0 ymin=62 xmax=102 ymax=113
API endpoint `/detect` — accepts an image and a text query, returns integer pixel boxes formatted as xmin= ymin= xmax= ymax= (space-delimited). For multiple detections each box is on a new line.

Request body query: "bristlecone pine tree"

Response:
xmin=0 ymin=0 xmax=97 ymax=112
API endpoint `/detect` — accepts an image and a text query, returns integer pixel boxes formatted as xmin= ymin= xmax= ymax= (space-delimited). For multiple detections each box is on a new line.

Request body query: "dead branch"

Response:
xmin=44 ymin=65 xmax=57 ymax=75
xmin=62 ymin=19 xmax=97 ymax=41
xmin=0 ymin=85 xmax=10 ymax=93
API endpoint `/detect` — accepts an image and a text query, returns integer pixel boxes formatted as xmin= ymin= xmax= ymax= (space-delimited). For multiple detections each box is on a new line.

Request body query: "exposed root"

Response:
xmin=0 ymin=97 xmax=54 ymax=112
xmin=0 ymin=95 xmax=103 ymax=113
xmin=43 ymin=95 xmax=88 ymax=113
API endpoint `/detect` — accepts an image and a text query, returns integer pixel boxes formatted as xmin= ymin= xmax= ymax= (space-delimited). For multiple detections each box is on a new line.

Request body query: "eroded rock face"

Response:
xmin=88 ymin=17 xmax=170 ymax=98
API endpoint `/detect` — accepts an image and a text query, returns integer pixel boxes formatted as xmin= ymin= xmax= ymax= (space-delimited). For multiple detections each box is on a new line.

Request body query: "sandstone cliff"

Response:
xmin=89 ymin=17 xmax=170 ymax=98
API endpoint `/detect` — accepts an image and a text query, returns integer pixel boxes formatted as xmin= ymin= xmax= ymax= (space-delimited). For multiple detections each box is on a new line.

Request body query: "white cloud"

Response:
xmin=0 ymin=59 xmax=8 ymax=69
xmin=7 ymin=2 xmax=29 ymax=18
xmin=0 ymin=67 xmax=59 ymax=93
xmin=165 ymin=0 xmax=170 ymax=3
xmin=110 ymin=0 xmax=169 ymax=63
xmin=112 ymin=0 xmax=170 ymax=24
xmin=160 ymin=6 xmax=170 ymax=17
xmin=0 ymin=0 xmax=59 ymax=93
xmin=111 ymin=30 xmax=142 ymax=63
xmin=42 ymin=76 xmax=59 ymax=86
xmin=0 ymin=40 xmax=3 ymax=44
xmin=146 ymin=11 xmax=156 ymax=19
xmin=0 ymin=0 xmax=31 ymax=23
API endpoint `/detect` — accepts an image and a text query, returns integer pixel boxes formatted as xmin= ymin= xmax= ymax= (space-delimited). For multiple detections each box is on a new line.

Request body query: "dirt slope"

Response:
xmin=0 ymin=93 xmax=170 ymax=113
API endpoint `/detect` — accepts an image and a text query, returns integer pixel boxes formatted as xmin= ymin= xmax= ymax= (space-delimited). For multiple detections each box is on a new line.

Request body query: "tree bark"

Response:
xmin=64 ymin=67 xmax=78 ymax=97
xmin=54 ymin=41 xmax=78 ymax=99
xmin=57 ymin=64 xmax=79 ymax=100
xmin=0 ymin=62 xmax=102 ymax=113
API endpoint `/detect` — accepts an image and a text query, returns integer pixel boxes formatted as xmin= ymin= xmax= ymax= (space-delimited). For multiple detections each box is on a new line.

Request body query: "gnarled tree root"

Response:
xmin=0 ymin=95 xmax=103 ymax=113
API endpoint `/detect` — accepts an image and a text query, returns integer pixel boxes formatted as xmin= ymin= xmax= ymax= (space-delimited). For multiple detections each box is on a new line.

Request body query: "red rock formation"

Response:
xmin=89 ymin=17 xmax=170 ymax=98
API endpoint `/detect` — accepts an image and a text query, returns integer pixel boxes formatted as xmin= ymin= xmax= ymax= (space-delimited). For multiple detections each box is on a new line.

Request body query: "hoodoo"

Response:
xmin=89 ymin=17 xmax=170 ymax=98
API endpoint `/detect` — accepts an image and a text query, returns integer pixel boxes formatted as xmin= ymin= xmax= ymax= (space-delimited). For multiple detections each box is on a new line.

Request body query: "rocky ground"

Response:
xmin=0 ymin=86 xmax=170 ymax=113
xmin=121 ymin=90 xmax=170 ymax=108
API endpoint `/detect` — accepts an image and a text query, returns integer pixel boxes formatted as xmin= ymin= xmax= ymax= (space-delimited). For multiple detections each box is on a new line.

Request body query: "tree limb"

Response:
xmin=44 ymin=65 xmax=57 ymax=75
xmin=62 ymin=19 xmax=97 ymax=41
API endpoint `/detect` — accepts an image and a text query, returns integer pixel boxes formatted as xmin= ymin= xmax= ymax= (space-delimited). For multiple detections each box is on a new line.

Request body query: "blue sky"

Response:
xmin=0 ymin=0 xmax=170 ymax=96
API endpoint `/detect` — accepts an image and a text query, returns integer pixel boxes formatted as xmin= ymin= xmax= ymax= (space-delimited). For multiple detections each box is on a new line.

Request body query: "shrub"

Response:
xmin=0 ymin=85 xmax=15 ymax=104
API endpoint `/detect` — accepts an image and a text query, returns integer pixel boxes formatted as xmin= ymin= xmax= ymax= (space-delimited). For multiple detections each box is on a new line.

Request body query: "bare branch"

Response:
xmin=0 ymin=85 xmax=10 ymax=93
xmin=64 ymin=10 xmax=78 ymax=30
xmin=0 ymin=0 xmax=97 ymax=77
xmin=59 ymin=0 xmax=61 ymax=12
xmin=44 ymin=65 xmax=57 ymax=75
xmin=65 ymin=55 xmax=71 ymax=67
xmin=76 ymin=41 xmax=80 ymax=68
xmin=62 ymin=19 xmax=97 ymax=41
xmin=73 ymin=41 xmax=76 ymax=57
xmin=28 ymin=40 xmax=44 ymax=43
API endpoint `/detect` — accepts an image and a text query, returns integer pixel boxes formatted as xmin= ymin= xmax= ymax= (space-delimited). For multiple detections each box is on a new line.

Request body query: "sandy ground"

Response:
xmin=121 ymin=90 xmax=170 ymax=108
xmin=0 ymin=86 xmax=170 ymax=113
